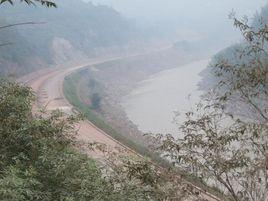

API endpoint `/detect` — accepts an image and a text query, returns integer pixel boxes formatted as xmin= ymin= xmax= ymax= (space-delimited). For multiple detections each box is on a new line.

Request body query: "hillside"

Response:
xmin=0 ymin=0 xmax=141 ymax=76
xmin=199 ymin=3 xmax=268 ymax=91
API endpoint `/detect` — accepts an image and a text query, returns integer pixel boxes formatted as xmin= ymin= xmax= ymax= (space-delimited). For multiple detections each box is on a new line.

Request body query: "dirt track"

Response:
xmin=21 ymin=57 xmax=135 ymax=160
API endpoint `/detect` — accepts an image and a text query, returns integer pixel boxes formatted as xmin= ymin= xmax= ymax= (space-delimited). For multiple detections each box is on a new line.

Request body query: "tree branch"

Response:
xmin=0 ymin=21 xmax=46 ymax=30
xmin=0 ymin=42 xmax=12 ymax=47
xmin=239 ymin=88 xmax=268 ymax=122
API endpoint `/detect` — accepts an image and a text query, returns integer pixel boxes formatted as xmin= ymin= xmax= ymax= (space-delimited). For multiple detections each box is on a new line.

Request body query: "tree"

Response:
xmin=156 ymin=15 xmax=268 ymax=201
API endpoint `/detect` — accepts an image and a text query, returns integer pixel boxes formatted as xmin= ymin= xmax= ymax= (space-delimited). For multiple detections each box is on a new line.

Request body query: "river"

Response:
xmin=121 ymin=59 xmax=209 ymax=137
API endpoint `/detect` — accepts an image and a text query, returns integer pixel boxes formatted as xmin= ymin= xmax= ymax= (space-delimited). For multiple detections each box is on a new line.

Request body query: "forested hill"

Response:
xmin=0 ymin=0 xmax=141 ymax=76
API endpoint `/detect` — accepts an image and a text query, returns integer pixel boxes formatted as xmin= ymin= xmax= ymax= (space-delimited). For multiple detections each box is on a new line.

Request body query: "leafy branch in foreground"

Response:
xmin=0 ymin=0 xmax=56 ymax=7
xmin=155 ymin=16 xmax=268 ymax=201
xmin=0 ymin=22 xmax=46 ymax=30
xmin=93 ymin=144 xmax=207 ymax=201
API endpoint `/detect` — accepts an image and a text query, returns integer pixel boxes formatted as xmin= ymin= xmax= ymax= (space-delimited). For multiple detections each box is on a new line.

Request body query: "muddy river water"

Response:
xmin=121 ymin=59 xmax=210 ymax=137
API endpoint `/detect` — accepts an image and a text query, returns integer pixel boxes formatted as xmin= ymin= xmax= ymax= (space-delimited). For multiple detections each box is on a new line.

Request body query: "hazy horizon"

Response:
xmin=89 ymin=0 xmax=267 ymax=43
xmin=90 ymin=0 xmax=266 ymax=20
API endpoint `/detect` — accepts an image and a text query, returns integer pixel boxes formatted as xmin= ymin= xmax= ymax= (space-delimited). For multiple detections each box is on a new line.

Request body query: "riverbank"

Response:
xmin=63 ymin=72 xmax=169 ymax=166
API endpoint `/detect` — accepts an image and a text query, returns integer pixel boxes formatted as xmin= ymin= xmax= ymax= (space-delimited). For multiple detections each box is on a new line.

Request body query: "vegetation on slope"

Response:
xmin=0 ymin=0 xmax=141 ymax=76
xmin=0 ymin=80 xmax=114 ymax=200
xmin=63 ymin=72 xmax=170 ymax=166
xmin=1 ymin=0 xmax=267 ymax=200
xmin=1 ymin=78 xmax=212 ymax=201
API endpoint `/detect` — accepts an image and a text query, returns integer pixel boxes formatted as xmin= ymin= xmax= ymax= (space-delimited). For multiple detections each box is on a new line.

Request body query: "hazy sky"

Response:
xmin=90 ymin=0 xmax=266 ymax=21
xmin=88 ymin=0 xmax=267 ymax=43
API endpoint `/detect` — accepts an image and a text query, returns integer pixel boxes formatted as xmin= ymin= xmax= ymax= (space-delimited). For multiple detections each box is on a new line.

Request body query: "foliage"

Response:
xmin=0 ymin=0 xmax=56 ymax=7
xmin=0 ymin=79 xmax=106 ymax=200
xmin=91 ymin=93 xmax=101 ymax=110
xmin=97 ymin=146 xmax=205 ymax=201
xmin=156 ymin=14 xmax=268 ymax=201
xmin=0 ymin=79 xmax=193 ymax=201
xmin=114 ymin=158 xmax=193 ymax=201
xmin=0 ymin=77 xmax=210 ymax=201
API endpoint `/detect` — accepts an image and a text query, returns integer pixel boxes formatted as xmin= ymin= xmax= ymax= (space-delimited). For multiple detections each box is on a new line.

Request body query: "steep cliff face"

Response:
xmin=0 ymin=0 xmax=141 ymax=76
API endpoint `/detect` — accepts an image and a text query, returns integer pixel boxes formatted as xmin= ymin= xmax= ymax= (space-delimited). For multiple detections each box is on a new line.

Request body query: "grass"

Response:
xmin=63 ymin=71 xmax=227 ymax=200
xmin=63 ymin=72 xmax=169 ymax=165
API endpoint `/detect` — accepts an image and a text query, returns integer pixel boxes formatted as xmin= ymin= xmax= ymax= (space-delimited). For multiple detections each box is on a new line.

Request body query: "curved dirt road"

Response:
xmin=23 ymin=57 xmax=135 ymax=160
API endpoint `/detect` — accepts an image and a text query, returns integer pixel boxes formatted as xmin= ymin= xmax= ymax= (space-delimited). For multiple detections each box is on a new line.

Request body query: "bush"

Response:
xmin=91 ymin=93 xmax=101 ymax=110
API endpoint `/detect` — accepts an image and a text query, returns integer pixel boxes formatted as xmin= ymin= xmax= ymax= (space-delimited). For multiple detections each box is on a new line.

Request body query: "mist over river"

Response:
xmin=121 ymin=59 xmax=209 ymax=137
